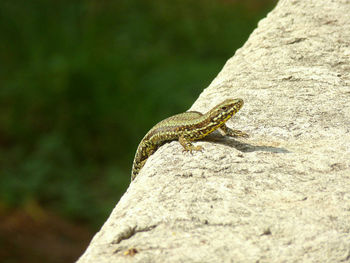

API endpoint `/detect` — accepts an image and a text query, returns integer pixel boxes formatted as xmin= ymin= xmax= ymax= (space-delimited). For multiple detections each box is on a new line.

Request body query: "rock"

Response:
xmin=77 ymin=0 xmax=350 ymax=262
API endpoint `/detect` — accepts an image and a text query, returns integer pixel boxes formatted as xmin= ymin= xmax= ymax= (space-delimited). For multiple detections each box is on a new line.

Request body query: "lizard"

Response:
xmin=131 ymin=98 xmax=248 ymax=181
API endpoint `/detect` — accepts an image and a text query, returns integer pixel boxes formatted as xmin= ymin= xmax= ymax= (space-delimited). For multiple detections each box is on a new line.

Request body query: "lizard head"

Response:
xmin=208 ymin=98 xmax=244 ymax=124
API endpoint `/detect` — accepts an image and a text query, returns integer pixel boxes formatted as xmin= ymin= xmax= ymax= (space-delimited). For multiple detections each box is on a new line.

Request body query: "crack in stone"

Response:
xmin=113 ymin=224 xmax=158 ymax=245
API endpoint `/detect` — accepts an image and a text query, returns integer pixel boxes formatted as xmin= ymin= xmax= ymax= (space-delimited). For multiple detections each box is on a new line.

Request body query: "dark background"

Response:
xmin=0 ymin=0 xmax=275 ymax=262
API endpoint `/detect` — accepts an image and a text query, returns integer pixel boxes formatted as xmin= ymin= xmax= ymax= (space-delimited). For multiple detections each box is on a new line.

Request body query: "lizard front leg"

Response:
xmin=179 ymin=135 xmax=203 ymax=153
xmin=220 ymin=124 xmax=249 ymax=138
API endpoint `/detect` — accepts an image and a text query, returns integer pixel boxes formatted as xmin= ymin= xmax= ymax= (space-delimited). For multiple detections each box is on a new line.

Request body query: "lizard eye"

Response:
xmin=221 ymin=106 xmax=228 ymax=111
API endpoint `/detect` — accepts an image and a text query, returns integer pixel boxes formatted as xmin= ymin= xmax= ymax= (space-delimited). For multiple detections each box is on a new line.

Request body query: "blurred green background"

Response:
xmin=0 ymin=0 xmax=275 ymax=262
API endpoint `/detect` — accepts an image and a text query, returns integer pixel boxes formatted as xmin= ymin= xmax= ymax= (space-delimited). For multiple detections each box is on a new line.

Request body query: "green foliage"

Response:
xmin=0 ymin=0 xmax=274 ymax=227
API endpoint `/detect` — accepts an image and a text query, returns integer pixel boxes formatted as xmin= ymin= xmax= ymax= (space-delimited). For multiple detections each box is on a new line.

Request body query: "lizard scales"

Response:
xmin=131 ymin=98 xmax=248 ymax=180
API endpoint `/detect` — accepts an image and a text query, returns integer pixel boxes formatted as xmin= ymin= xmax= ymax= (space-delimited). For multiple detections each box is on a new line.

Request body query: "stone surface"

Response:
xmin=77 ymin=0 xmax=350 ymax=262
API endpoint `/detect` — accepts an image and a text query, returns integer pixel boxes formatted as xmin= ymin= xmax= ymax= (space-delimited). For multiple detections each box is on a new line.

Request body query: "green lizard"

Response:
xmin=131 ymin=98 xmax=248 ymax=180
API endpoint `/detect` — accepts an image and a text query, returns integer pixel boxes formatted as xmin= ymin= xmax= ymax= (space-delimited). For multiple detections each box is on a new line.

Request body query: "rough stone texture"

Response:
xmin=77 ymin=0 xmax=350 ymax=262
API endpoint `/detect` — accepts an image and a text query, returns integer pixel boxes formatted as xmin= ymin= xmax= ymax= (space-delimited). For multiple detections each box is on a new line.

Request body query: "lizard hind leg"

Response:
xmin=179 ymin=135 xmax=203 ymax=153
